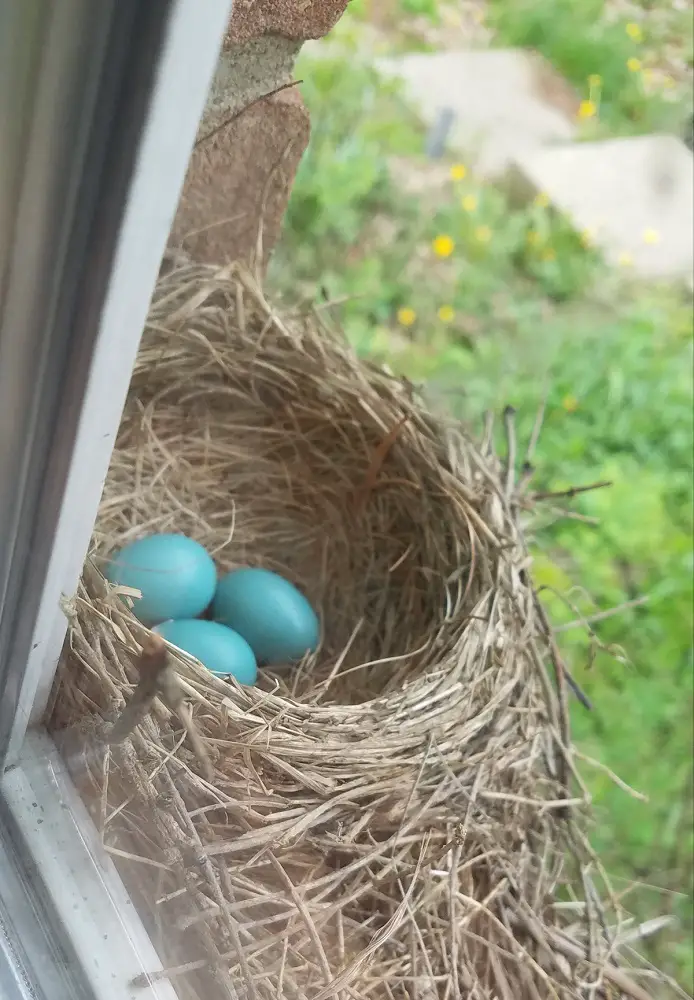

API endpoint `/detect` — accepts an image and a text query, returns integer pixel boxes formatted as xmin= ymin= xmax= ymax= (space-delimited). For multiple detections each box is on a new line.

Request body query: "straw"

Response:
xmin=49 ymin=263 xmax=671 ymax=1000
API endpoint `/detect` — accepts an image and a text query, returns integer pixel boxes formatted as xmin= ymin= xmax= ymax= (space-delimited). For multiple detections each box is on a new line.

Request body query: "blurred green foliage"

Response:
xmin=270 ymin=20 xmax=694 ymax=989
xmin=397 ymin=0 xmax=441 ymax=21
xmin=487 ymin=0 xmax=688 ymax=132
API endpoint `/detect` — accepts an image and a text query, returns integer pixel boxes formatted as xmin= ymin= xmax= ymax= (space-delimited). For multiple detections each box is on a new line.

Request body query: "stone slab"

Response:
xmin=206 ymin=36 xmax=301 ymax=125
xmin=375 ymin=49 xmax=580 ymax=179
xmin=226 ymin=0 xmax=350 ymax=44
xmin=170 ymin=87 xmax=310 ymax=267
xmin=171 ymin=36 xmax=308 ymax=269
xmin=509 ymin=134 xmax=694 ymax=284
xmin=170 ymin=1 xmax=353 ymax=268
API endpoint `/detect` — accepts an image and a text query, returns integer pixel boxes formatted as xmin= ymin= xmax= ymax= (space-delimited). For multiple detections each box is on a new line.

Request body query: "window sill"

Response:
xmin=1 ymin=731 xmax=178 ymax=1000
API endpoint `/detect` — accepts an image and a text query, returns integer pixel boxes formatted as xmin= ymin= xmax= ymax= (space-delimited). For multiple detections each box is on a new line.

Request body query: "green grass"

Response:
xmin=452 ymin=299 xmax=694 ymax=985
xmin=487 ymin=0 xmax=692 ymax=134
xmin=278 ymin=57 xmax=604 ymax=332
xmin=270 ymin=25 xmax=694 ymax=991
xmin=397 ymin=0 xmax=441 ymax=21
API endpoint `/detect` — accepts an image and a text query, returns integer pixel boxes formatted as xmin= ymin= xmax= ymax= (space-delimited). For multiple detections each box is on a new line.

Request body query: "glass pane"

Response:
xmin=0 ymin=795 xmax=92 ymax=1000
xmin=6 ymin=1 xmax=692 ymax=999
xmin=0 ymin=1 xmax=232 ymax=996
xmin=1 ymin=733 xmax=173 ymax=1000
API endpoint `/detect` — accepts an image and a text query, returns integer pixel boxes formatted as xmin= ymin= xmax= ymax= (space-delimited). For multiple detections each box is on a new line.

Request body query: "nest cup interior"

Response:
xmin=96 ymin=273 xmax=483 ymax=705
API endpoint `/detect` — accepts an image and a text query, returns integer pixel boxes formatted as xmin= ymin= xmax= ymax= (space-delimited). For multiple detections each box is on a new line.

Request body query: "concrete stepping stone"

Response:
xmin=375 ymin=49 xmax=581 ymax=179
xmin=509 ymin=134 xmax=694 ymax=284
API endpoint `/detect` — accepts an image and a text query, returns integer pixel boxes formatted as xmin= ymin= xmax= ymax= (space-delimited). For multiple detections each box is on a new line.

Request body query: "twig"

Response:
xmin=503 ymin=405 xmax=517 ymax=497
xmin=553 ymin=597 xmax=648 ymax=634
xmin=573 ymin=748 xmax=647 ymax=801
xmin=194 ymin=80 xmax=302 ymax=149
xmin=108 ymin=634 xmax=169 ymax=744
xmin=518 ymin=461 xmax=535 ymax=494
xmin=173 ymin=701 xmax=215 ymax=784
xmin=535 ymin=507 xmax=601 ymax=527
xmin=533 ymin=594 xmax=575 ymax=817
xmin=540 ymin=924 xmax=660 ymax=1000
xmin=615 ymin=916 xmax=675 ymax=948
xmin=480 ymin=410 xmax=495 ymax=457
xmin=354 ymin=415 xmax=409 ymax=513
xmin=525 ymin=386 xmax=549 ymax=467
xmin=108 ymin=634 xmax=213 ymax=781
xmin=534 ymin=594 xmax=593 ymax=711
xmin=532 ymin=480 xmax=612 ymax=502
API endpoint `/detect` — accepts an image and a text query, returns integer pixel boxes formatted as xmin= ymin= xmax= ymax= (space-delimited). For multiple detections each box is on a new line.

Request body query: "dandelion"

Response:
xmin=562 ymin=394 xmax=579 ymax=413
xmin=642 ymin=228 xmax=660 ymax=245
xmin=461 ymin=194 xmax=478 ymax=212
xmin=542 ymin=248 xmax=557 ymax=262
xmin=587 ymin=74 xmax=602 ymax=113
xmin=625 ymin=22 xmax=642 ymax=42
xmin=627 ymin=57 xmax=642 ymax=73
xmin=437 ymin=305 xmax=455 ymax=323
xmin=663 ymin=74 xmax=675 ymax=88
xmin=475 ymin=225 xmax=492 ymax=244
xmin=397 ymin=307 xmax=416 ymax=327
xmin=642 ymin=67 xmax=655 ymax=86
xmin=618 ymin=251 xmax=634 ymax=267
xmin=578 ymin=99 xmax=597 ymax=120
xmin=527 ymin=230 xmax=543 ymax=247
xmin=580 ymin=227 xmax=596 ymax=248
xmin=433 ymin=234 xmax=455 ymax=257
xmin=534 ymin=192 xmax=550 ymax=208
xmin=450 ymin=164 xmax=467 ymax=181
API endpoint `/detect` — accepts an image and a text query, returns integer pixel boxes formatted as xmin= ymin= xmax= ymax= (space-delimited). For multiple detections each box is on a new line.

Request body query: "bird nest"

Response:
xmin=48 ymin=264 xmax=658 ymax=1000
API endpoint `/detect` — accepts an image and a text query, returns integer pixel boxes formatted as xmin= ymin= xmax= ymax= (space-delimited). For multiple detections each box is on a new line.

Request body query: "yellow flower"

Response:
xmin=527 ymin=229 xmax=543 ymax=247
xmin=580 ymin=227 xmax=597 ymax=248
xmin=562 ymin=394 xmax=579 ymax=413
xmin=642 ymin=228 xmax=660 ymax=245
xmin=627 ymin=57 xmax=642 ymax=73
xmin=461 ymin=194 xmax=478 ymax=212
xmin=534 ymin=191 xmax=550 ymax=208
xmin=588 ymin=73 xmax=602 ymax=89
xmin=475 ymin=225 xmax=492 ymax=244
xmin=642 ymin=67 xmax=655 ymax=86
xmin=542 ymin=248 xmax=557 ymax=262
xmin=437 ymin=305 xmax=455 ymax=323
xmin=618 ymin=251 xmax=634 ymax=267
xmin=433 ymin=234 xmax=455 ymax=257
xmin=397 ymin=307 xmax=416 ymax=327
xmin=625 ymin=22 xmax=643 ymax=42
xmin=663 ymin=74 xmax=675 ymax=89
xmin=578 ymin=99 xmax=597 ymax=120
xmin=450 ymin=163 xmax=467 ymax=181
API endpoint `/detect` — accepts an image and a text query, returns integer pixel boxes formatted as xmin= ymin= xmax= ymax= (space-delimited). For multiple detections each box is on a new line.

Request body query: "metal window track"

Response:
xmin=1 ymin=732 xmax=179 ymax=1000
xmin=0 ymin=0 xmax=233 ymax=996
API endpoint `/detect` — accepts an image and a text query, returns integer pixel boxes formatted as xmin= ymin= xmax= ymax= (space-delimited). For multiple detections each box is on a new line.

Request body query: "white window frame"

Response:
xmin=0 ymin=1 xmax=234 ymax=996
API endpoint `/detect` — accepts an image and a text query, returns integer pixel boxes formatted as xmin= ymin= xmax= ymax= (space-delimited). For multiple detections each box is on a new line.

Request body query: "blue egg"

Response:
xmin=212 ymin=568 xmax=319 ymax=666
xmin=154 ymin=619 xmax=257 ymax=684
xmin=105 ymin=533 xmax=217 ymax=625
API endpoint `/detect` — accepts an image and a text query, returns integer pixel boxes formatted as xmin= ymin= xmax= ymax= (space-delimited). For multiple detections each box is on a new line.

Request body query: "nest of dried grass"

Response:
xmin=49 ymin=264 xmax=661 ymax=1000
